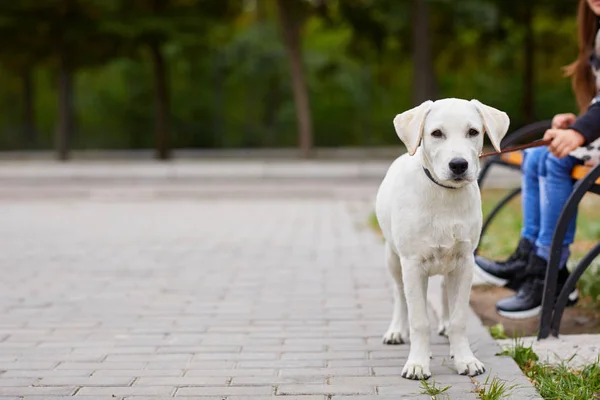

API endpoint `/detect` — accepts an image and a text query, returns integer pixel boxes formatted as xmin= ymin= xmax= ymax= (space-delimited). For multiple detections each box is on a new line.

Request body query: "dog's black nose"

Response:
xmin=449 ymin=158 xmax=468 ymax=175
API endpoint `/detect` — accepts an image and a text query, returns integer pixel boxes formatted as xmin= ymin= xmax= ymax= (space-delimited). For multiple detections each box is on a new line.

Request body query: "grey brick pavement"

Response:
xmin=0 ymin=177 xmax=539 ymax=399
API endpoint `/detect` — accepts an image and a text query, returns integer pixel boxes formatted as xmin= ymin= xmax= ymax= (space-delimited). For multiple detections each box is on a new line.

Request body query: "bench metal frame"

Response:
xmin=476 ymin=120 xmax=600 ymax=339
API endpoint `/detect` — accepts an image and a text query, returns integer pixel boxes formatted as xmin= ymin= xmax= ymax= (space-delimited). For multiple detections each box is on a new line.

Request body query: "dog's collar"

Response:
xmin=422 ymin=167 xmax=458 ymax=190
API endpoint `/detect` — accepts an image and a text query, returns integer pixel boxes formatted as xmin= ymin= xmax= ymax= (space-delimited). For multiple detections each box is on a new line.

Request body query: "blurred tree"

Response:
xmin=0 ymin=3 xmax=48 ymax=147
xmin=338 ymin=0 xmax=438 ymax=105
xmin=0 ymin=0 xmax=125 ymax=160
xmin=103 ymin=0 xmax=239 ymax=160
xmin=275 ymin=0 xmax=313 ymax=158
xmin=0 ymin=0 xmax=583 ymax=153
xmin=490 ymin=0 xmax=575 ymax=123
xmin=412 ymin=0 xmax=437 ymax=104
xmin=489 ymin=0 xmax=537 ymax=123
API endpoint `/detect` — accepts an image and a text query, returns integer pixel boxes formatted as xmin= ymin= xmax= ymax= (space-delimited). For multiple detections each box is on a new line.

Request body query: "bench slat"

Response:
xmin=498 ymin=151 xmax=600 ymax=184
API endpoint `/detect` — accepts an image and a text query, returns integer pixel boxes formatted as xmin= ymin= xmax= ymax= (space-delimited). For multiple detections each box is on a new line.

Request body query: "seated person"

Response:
xmin=475 ymin=0 xmax=600 ymax=318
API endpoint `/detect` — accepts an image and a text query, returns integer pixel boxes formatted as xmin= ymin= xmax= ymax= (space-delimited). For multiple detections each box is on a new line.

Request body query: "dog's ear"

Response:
xmin=393 ymin=100 xmax=433 ymax=156
xmin=470 ymin=99 xmax=510 ymax=152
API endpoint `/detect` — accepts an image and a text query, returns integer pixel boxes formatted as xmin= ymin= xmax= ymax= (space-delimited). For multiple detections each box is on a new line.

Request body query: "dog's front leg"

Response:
xmin=446 ymin=256 xmax=485 ymax=377
xmin=400 ymin=259 xmax=431 ymax=380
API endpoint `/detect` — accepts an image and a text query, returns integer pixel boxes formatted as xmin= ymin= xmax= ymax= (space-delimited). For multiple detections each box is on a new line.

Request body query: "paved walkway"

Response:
xmin=0 ymin=159 xmax=521 ymax=188
xmin=0 ymin=163 xmax=538 ymax=399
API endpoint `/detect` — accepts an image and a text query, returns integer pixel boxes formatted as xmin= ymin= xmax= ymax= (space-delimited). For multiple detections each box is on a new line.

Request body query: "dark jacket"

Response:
xmin=570 ymin=94 xmax=600 ymax=145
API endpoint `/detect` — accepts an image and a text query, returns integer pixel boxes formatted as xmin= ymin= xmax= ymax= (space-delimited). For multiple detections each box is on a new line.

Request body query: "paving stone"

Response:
xmin=228 ymin=397 xmax=325 ymax=400
xmin=1 ymin=369 xmax=94 ymax=378
xmin=134 ymin=377 xmax=228 ymax=386
xmin=175 ymin=386 xmax=274 ymax=396
xmin=57 ymin=362 xmax=147 ymax=370
xmin=0 ymin=386 xmax=77 ymax=395
xmin=184 ymin=368 xmax=276 ymax=377
xmin=281 ymin=351 xmax=366 ymax=360
xmin=231 ymin=376 xmax=326 ymax=385
xmin=330 ymin=376 xmax=411 ymax=386
xmin=35 ymin=377 xmax=134 ymax=386
xmin=25 ymin=397 xmax=122 ymax=400
xmin=77 ymin=386 xmax=176 ymax=396
xmin=279 ymin=367 xmax=370 ymax=377
xmin=0 ymin=378 xmax=36 ymax=386
xmin=277 ymin=384 xmax=376 ymax=395
xmin=237 ymin=360 xmax=325 ymax=369
xmin=92 ymin=369 xmax=183 ymax=377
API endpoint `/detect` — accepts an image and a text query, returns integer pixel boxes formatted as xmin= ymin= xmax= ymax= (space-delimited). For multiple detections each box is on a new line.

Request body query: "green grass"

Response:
xmin=472 ymin=375 xmax=518 ymax=400
xmin=368 ymin=189 xmax=600 ymax=309
xmin=498 ymin=339 xmax=539 ymax=371
xmin=488 ymin=323 xmax=507 ymax=340
xmin=368 ymin=212 xmax=380 ymax=237
xmin=419 ymin=379 xmax=451 ymax=399
xmin=499 ymin=340 xmax=600 ymax=400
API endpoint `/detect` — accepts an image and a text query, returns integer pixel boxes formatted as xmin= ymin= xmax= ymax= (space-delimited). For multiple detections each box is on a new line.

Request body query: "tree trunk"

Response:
xmin=21 ymin=69 xmax=36 ymax=147
xmin=276 ymin=0 xmax=313 ymax=158
xmin=56 ymin=62 xmax=74 ymax=161
xmin=412 ymin=0 xmax=437 ymax=105
xmin=211 ymin=53 xmax=224 ymax=148
xmin=523 ymin=3 xmax=535 ymax=124
xmin=149 ymin=41 xmax=171 ymax=160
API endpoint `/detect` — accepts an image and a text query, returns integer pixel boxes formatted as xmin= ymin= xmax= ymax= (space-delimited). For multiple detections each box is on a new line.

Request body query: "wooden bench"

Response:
xmin=497 ymin=152 xmax=600 ymax=184
xmin=476 ymin=120 xmax=600 ymax=339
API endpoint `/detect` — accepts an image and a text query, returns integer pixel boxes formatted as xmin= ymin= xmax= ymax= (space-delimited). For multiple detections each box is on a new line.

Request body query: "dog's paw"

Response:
xmin=455 ymin=357 xmax=485 ymax=377
xmin=382 ymin=330 xmax=407 ymax=345
xmin=401 ymin=361 xmax=431 ymax=380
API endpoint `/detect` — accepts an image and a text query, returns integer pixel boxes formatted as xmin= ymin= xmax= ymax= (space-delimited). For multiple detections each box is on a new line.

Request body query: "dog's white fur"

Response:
xmin=375 ymin=98 xmax=509 ymax=380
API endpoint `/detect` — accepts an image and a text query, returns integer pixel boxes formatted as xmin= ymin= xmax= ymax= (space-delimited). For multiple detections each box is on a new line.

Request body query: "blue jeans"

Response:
xmin=520 ymin=147 xmax=582 ymax=266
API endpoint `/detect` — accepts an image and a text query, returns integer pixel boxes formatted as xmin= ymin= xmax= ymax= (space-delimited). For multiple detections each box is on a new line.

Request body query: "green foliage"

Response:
xmin=0 ymin=0 xmax=586 ymax=150
xmin=502 ymin=341 xmax=600 ymax=400
xmin=498 ymin=339 xmax=539 ymax=371
xmin=472 ymin=374 xmax=518 ymax=400
xmin=488 ymin=323 xmax=507 ymax=340
xmin=576 ymin=260 xmax=600 ymax=310
xmin=531 ymin=361 xmax=600 ymax=400
xmin=419 ymin=379 xmax=451 ymax=398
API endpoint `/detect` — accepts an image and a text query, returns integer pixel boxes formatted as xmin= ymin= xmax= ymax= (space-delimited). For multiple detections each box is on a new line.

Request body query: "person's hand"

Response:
xmin=552 ymin=113 xmax=577 ymax=129
xmin=543 ymin=128 xmax=586 ymax=158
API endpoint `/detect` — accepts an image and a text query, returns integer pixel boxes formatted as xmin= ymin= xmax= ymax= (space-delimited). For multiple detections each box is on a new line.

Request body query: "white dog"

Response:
xmin=375 ymin=98 xmax=509 ymax=380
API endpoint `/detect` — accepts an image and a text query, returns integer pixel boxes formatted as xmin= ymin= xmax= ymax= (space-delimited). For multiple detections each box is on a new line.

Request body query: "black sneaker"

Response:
xmin=474 ymin=238 xmax=534 ymax=289
xmin=557 ymin=266 xmax=579 ymax=307
xmin=496 ymin=273 xmax=544 ymax=319
xmin=496 ymin=254 xmax=579 ymax=320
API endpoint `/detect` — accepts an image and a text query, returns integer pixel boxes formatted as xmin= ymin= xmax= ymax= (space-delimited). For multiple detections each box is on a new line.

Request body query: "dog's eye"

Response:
xmin=431 ymin=130 xmax=443 ymax=138
xmin=468 ymin=128 xmax=480 ymax=137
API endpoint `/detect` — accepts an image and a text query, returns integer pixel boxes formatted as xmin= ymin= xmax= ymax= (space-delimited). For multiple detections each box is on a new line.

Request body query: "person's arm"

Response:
xmin=568 ymin=101 xmax=600 ymax=145
xmin=543 ymin=103 xmax=600 ymax=158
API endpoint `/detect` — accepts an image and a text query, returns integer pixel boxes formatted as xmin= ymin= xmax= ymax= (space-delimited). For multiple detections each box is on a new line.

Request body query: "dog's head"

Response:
xmin=393 ymin=98 xmax=509 ymax=188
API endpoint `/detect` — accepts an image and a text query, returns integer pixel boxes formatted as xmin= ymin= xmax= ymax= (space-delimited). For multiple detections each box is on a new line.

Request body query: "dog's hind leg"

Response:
xmin=382 ymin=242 xmax=409 ymax=345
xmin=438 ymin=277 xmax=449 ymax=337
